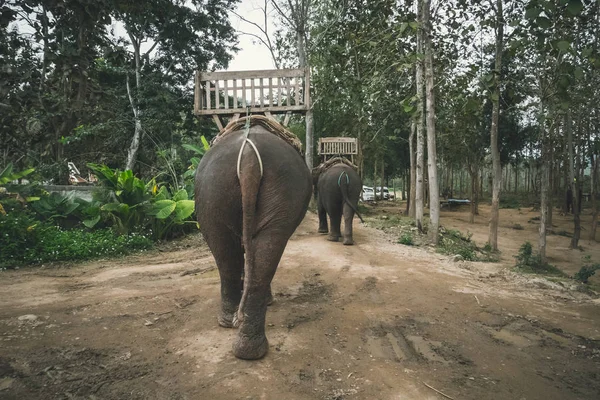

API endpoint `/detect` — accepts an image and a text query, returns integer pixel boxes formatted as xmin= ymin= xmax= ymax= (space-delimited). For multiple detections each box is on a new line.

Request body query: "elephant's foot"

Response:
xmin=327 ymin=234 xmax=340 ymax=242
xmin=343 ymin=237 xmax=354 ymax=245
xmin=318 ymin=228 xmax=329 ymax=234
xmin=233 ymin=333 xmax=269 ymax=360
xmin=217 ymin=312 xmax=236 ymax=328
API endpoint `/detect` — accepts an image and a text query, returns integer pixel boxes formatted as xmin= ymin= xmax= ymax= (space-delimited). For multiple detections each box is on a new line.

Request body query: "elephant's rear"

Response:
xmin=194 ymin=127 xmax=311 ymax=239
xmin=194 ymin=124 xmax=311 ymax=360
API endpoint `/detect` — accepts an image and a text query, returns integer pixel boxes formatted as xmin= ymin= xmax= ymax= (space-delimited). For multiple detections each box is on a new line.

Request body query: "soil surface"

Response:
xmin=1 ymin=203 xmax=599 ymax=400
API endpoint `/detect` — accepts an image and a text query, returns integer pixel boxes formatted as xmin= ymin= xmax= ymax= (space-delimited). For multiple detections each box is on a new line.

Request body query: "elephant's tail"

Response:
xmin=233 ymin=138 xmax=263 ymax=328
xmin=339 ymin=171 xmax=364 ymax=223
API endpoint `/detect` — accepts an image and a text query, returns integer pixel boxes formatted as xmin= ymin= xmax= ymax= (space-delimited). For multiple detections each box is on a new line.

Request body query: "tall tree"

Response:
xmin=488 ymin=0 xmax=504 ymax=251
xmin=422 ymin=0 xmax=439 ymax=244
xmin=415 ymin=0 xmax=425 ymax=233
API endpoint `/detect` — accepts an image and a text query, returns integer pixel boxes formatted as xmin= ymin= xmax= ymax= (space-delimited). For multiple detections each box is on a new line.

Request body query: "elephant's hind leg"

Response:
xmin=342 ymin=202 xmax=355 ymax=245
xmin=206 ymin=229 xmax=244 ymax=328
xmin=318 ymin=197 xmax=329 ymax=234
xmin=233 ymin=230 xmax=288 ymax=360
xmin=327 ymin=209 xmax=342 ymax=242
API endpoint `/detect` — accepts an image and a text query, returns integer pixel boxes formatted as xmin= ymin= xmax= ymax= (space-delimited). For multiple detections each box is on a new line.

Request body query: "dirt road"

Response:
xmin=1 ymin=208 xmax=599 ymax=400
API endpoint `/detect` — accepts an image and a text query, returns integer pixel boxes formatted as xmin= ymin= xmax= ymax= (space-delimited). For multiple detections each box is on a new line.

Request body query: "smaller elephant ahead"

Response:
xmin=313 ymin=161 xmax=364 ymax=245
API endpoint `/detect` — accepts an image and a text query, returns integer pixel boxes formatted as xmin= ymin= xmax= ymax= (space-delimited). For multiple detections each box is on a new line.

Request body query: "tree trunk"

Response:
xmin=547 ymin=140 xmax=554 ymax=229
xmin=125 ymin=32 xmax=143 ymax=171
xmin=567 ymin=110 xmax=580 ymax=248
xmin=409 ymin=120 xmax=416 ymax=218
xmin=423 ymin=0 xmax=439 ymax=244
xmin=590 ymin=152 xmax=598 ymax=241
xmin=380 ymin=156 xmax=385 ymax=201
xmin=488 ymin=0 xmax=504 ymax=252
xmin=415 ymin=0 xmax=425 ymax=233
xmin=469 ymin=166 xmax=477 ymax=224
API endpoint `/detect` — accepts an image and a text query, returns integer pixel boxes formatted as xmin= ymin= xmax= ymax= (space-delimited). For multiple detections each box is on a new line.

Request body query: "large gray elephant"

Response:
xmin=195 ymin=118 xmax=312 ymax=360
xmin=313 ymin=160 xmax=364 ymax=245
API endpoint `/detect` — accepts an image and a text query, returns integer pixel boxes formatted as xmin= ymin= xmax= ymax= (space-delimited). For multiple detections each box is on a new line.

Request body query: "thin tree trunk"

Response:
xmin=415 ymin=0 xmax=425 ymax=232
xmin=488 ymin=0 xmax=504 ymax=251
xmin=423 ymin=0 xmax=439 ymax=243
xmin=547 ymin=139 xmax=554 ymax=229
xmin=568 ymin=110 xmax=580 ymax=248
xmin=409 ymin=120 xmax=416 ymax=218
xmin=590 ymin=152 xmax=598 ymax=241
xmin=380 ymin=156 xmax=385 ymax=201
xmin=125 ymin=31 xmax=143 ymax=171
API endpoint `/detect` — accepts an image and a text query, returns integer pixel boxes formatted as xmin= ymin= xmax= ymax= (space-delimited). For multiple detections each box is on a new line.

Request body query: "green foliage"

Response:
xmin=182 ymin=136 xmax=210 ymax=181
xmin=0 ymin=163 xmax=34 ymax=185
xmin=438 ymin=229 xmax=477 ymax=261
xmin=514 ymin=242 xmax=566 ymax=276
xmin=31 ymin=192 xmax=80 ymax=225
xmin=398 ymin=233 xmax=414 ymax=246
xmin=437 ymin=228 xmax=498 ymax=262
xmin=0 ymin=211 xmax=152 ymax=268
xmin=574 ymin=264 xmax=600 ymax=284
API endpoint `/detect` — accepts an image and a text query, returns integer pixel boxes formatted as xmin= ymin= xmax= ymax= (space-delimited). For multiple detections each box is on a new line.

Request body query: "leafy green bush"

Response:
xmin=398 ymin=233 xmax=414 ymax=246
xmin=514 ymin=242 xmax=565 ymax=276
xmin=574 ymin=264 xmax=600 ymax=284
xmin=437 ymin=228 xmax=497 ymax=262
xmin=0 ymin=212 xmax=152 ymax=268
xmin=438 ymin=229 xmax=477 ymax=261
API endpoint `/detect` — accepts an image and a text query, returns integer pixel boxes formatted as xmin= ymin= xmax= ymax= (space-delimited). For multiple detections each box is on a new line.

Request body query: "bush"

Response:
xmin=0 ymin=212 xmax=152 ymax=268
xmin=514 ymin=242 xmax=565 ymax=276
xmin=512 ymin=223 xmax=524 ymax=230
xmin=398 ymin=233 xmax=414 ymax=246
xmin=438 ymin=229 xmax=477 ymax=261
xmin=574 ymin=264 xmax=600 ymax=284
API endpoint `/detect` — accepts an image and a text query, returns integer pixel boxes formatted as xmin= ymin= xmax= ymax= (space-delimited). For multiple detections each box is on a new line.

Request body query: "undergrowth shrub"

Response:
xmin=0 ymin=212 xmax=152 ymax=268
xmin=514 ymin=242 xmax=565 ymax=276
xmin=574 ymin=264 xmax=600 ymax=284
xmin=437 ymin=228 xmax=498 ymax=262
xmin=398 ymin=233 xmax=414 ymax=246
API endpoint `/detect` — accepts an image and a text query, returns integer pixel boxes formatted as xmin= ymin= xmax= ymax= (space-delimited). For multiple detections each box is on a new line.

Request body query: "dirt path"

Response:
xmin=1 ymin=209 xmax=599 ymax=400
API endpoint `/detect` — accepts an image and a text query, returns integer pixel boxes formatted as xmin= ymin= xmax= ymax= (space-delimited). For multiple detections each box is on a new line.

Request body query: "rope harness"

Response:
xmin=337 ymin=170 xmax=350 ymax=186
xmin=236 ymin=109 xmax=264 ymax=181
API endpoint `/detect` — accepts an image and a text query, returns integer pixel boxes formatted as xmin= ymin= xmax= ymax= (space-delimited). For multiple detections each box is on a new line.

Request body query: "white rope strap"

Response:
xmin=236 ymin=138 xmax=264 ymax=180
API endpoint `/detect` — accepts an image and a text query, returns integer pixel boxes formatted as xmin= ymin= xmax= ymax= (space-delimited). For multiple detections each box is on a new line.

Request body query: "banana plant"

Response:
xmin=147 ymin=188 xmax=196 ymax=240
xmin=182 ymin=136 xmax=210 ymax=181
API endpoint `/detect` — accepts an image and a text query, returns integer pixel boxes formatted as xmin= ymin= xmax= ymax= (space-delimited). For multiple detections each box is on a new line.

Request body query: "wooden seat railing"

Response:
xmin=194 ymin=68 xmax=310 ymax=124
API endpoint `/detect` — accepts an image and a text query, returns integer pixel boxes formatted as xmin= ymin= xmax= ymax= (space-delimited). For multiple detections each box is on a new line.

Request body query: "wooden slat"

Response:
xmin=242 ymin=79 xmax=247 ymax=107
xmin=294 ymin=77 xmax=300 ymax=105
xmin=268 ymin=78 xmax=273 ymax=107
xmin=251 ymin=79 xmax=255 ymax=106
xmin=260 ymin=78 xmax=264 ymax=107
xmin=205 ymin=80 xmax=210 ymax=111
xmin=283 ymin=111 xmax=291 ymax=126
xmin=232 ymin=79 xmax=237 ymax=109
xmin=212 ymin=115 xmax=224 ymax=131
xmin=224 ymin=79 xmax=229 ymax=109
xmin=215 ymin=79 xmax=220 ymax=109
xmin=201 ymin=68 xmax=306 ymax=81
xmin=277 ymin=77 xmax=282 ymax=106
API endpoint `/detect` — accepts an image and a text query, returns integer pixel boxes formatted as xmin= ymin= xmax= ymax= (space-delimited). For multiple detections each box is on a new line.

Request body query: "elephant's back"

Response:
xmin=195 ymin=125 xmax=311 ymax=234
xmin=320 ymin=164 xmax=362 ymax=200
